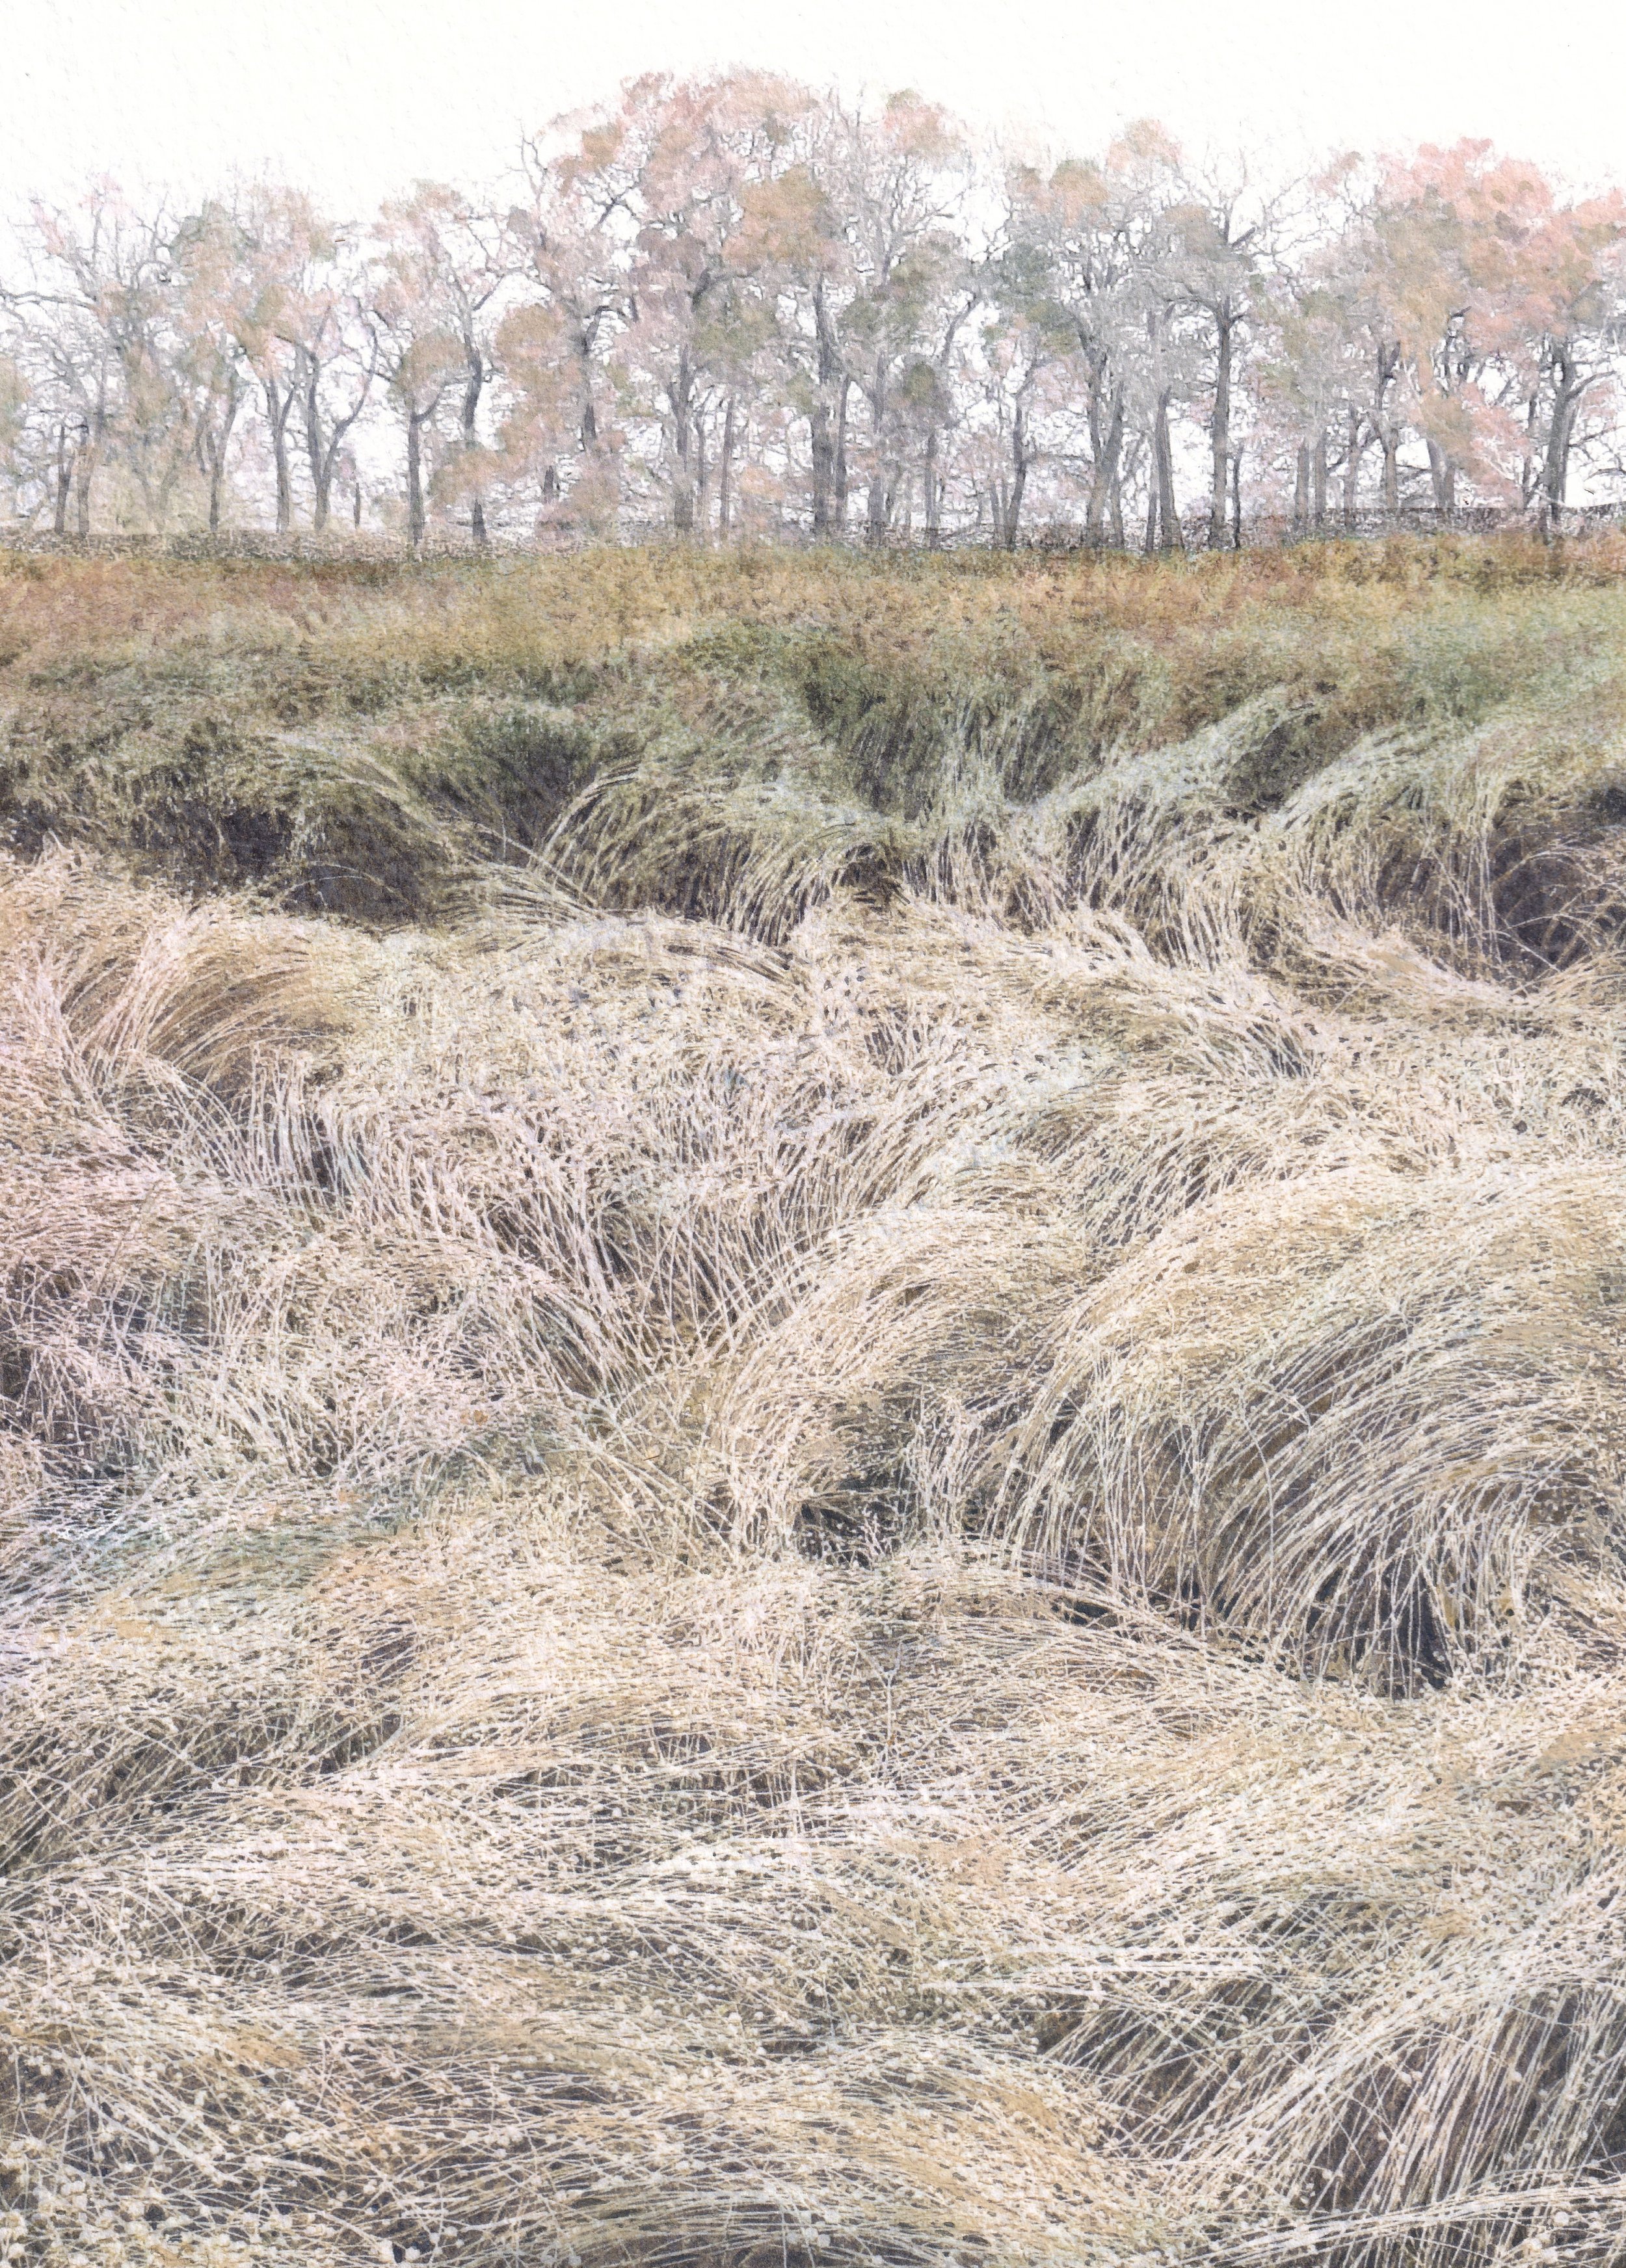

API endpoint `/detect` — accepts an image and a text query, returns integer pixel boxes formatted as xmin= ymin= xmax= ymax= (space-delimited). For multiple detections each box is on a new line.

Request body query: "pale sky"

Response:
xmin=5 ymin=0 xmax=1623 ymax=216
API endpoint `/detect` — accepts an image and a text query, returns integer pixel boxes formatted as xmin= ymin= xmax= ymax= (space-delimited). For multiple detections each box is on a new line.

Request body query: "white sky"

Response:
xmin=6 ymin=0 xmax=1624 ymax=216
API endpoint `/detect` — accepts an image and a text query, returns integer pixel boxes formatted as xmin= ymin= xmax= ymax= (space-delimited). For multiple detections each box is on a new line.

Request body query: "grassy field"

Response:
xmin=4 ymin=535 xmax=1626 ymax=2267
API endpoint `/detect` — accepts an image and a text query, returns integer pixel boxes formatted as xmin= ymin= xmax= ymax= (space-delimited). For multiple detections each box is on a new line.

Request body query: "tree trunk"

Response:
xmin=866 ymin=360 xmax=888 ymax=544
xmin=1005 ymin=403 xmax=1029 ymax=549
xmin=1542 ymin=363 xmax=1583 ymax=536
xmin=463 ymin=350 xmax=486 ymax=547
xmin=807 ymin=275 xmax=839 ymax=535
xmin=1230 ymin=447 xmax=1243 ymax=550
xmin=1085 ymin=380 xmax=1124 ymax=549
xmin=73 ymin=447 xmax=94 ymax=537
xmin=923 ymin=423 xmax=939 ymax=544
xmin=1294 ymin=443 xmax=1311 ymax=536
xmin=406 ymin=408 xmax=427 ymax=546
xmin=1312 ymin=434 xmax=1327 ymax=530
xmin=302 ymin=362 xmax=332 ymax=534
xmin=833 ymin=379 xmax=851 ymax=533
xmin=1521 ymin=390 xmax=1541 ymax=507
xmin=204 ymin=381 xmax=241 ymax=536
xmin=1344 ymin=408 xmax=1361 ymax=529
xmin=1084 ymin=358 xmax=1106 ymax=546
xmin=671 ymin=349 xmax=695 ymax=535
xmin=1208 ymin=306 xmax=1232 ymax=549
xmin=717 ymin=394 xmax=736 ymax=538
xmin=153 ymin=453 xmax=183 ymax=538
xmin=1425 ymin=438 xmax=1456 ymax=520
xmin=1374 ymin=345 xmax=1401 ymax=521
xmin=265 ymin=377 xmax=294 ymax=534
xmin=1381 ymin=426 xmax=1400 ymax=518
xmin=1154 ymin=393 xmax=1181 ymax=553
xmin=574 ymin=315 xmax=602 ymax=507
xmin=53 ymin=425 xmax=72 ymax=536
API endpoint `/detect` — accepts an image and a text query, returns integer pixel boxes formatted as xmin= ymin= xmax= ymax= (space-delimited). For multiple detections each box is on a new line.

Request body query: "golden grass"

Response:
xmin=5 ymin=540 xmax=1626 ymax=2266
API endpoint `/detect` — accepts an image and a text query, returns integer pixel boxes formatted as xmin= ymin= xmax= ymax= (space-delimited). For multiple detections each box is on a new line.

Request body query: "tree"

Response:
xmin=978 ymin=223 xmax=1078 ymax=544
xmin=733 ymin=153 xmax=853 ymax=534
xmin=1006 ymin=125 xmax=1189 ymax=549
xmin=1253 ymin=171 xmax=1379 ymax=535
xmin=1360 ymin=144 xmax=1538 ymax=516
xmin=371 ymin=242 xmax=461 ymax=545
xmin=375 ymin=183 xmax=512 ymax=543
xmin=1166 ymin=155 xmax=1271 ymax=547
xmin=0 ymin=350 xmax=42 ymax=525
xmin=209 ymin=187 xmax=329 ymax=534
xmin=595 ymin=74 xmax=806 ymax=534
xmin=5 ymin=183 xmax=193 ymax=534
xmin=498 ymin=117 xmax=635 ymax=533
xmin=811 ymin=91 xmax=974 ymax=542
xmin=170 ymin=200 xmax=253 ymax=532
xmin=1295 ymin=142 xmax=1626 ymax=532
xmin=291 ymin=248 xmax=378 ymax=536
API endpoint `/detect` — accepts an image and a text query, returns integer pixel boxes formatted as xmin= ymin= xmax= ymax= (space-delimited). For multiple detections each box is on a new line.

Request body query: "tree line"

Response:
xmin=2 ymin=73 xmax=1623 ymax=549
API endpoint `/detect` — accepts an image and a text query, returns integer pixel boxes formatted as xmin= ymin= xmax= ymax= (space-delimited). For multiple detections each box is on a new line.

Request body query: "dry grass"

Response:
xmin=5 ymin=540 xmax=1626 ymax=2266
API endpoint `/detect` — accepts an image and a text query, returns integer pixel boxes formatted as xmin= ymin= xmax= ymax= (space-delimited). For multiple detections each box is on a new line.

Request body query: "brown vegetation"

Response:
xmin=2 ymin=537 xmax=1626 ymax=2267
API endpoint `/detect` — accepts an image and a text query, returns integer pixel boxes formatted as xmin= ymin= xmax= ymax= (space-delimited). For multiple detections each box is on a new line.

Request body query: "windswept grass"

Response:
xmin=4 ymin=538 xmax=1626 ymax=2267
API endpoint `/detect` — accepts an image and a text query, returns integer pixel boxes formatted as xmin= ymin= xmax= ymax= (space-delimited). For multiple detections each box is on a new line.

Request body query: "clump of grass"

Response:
xmin=7 ymin=541 xmax=1626 ymax=2267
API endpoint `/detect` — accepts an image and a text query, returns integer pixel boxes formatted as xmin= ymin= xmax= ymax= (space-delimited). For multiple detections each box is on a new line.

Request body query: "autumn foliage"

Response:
xmin=3 ymin=86 xmax=1626 ymax=548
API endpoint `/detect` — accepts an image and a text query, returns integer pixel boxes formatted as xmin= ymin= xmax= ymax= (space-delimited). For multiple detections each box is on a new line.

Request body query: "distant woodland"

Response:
xmin=1 ymin=75 xmax=1623 ymax=546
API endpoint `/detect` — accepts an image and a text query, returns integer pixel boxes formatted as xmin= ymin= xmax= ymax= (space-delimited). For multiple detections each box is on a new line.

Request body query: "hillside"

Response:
xmin=3 ymin=536 xmax=1626 ymax=2268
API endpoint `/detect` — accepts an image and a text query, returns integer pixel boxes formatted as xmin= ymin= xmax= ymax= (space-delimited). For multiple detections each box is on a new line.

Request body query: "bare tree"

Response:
xmin=170 ymin=200 xmax=252 ymax=531
xmin=813 ymin=92 xmax=975 ymax=542
xmin=209 ymin=187 xmax=332 ymax=533
xmin=375 ymin=183 xmax=513 ymax=543
xmin=498 ymin=122 xmax=635 ymax=532
xmin=371 ymin=242 xmax=461 ymax=545
xmin=7 ymin=183 xmax=191 ymax=533
xmin=1006 ymin=127 xmax=1186 ymax=550
xmin=1167 ymin=155 xmax=1272 ymax=548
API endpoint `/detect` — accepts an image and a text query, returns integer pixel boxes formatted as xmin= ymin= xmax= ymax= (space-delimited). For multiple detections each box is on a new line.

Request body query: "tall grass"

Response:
xmin=3 ymin=537 xmax=1626 ymax=2266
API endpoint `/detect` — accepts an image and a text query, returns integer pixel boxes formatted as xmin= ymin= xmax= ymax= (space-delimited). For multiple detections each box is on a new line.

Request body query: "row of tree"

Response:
xmin=3 ymin=75 xmax=1623 ymax=547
